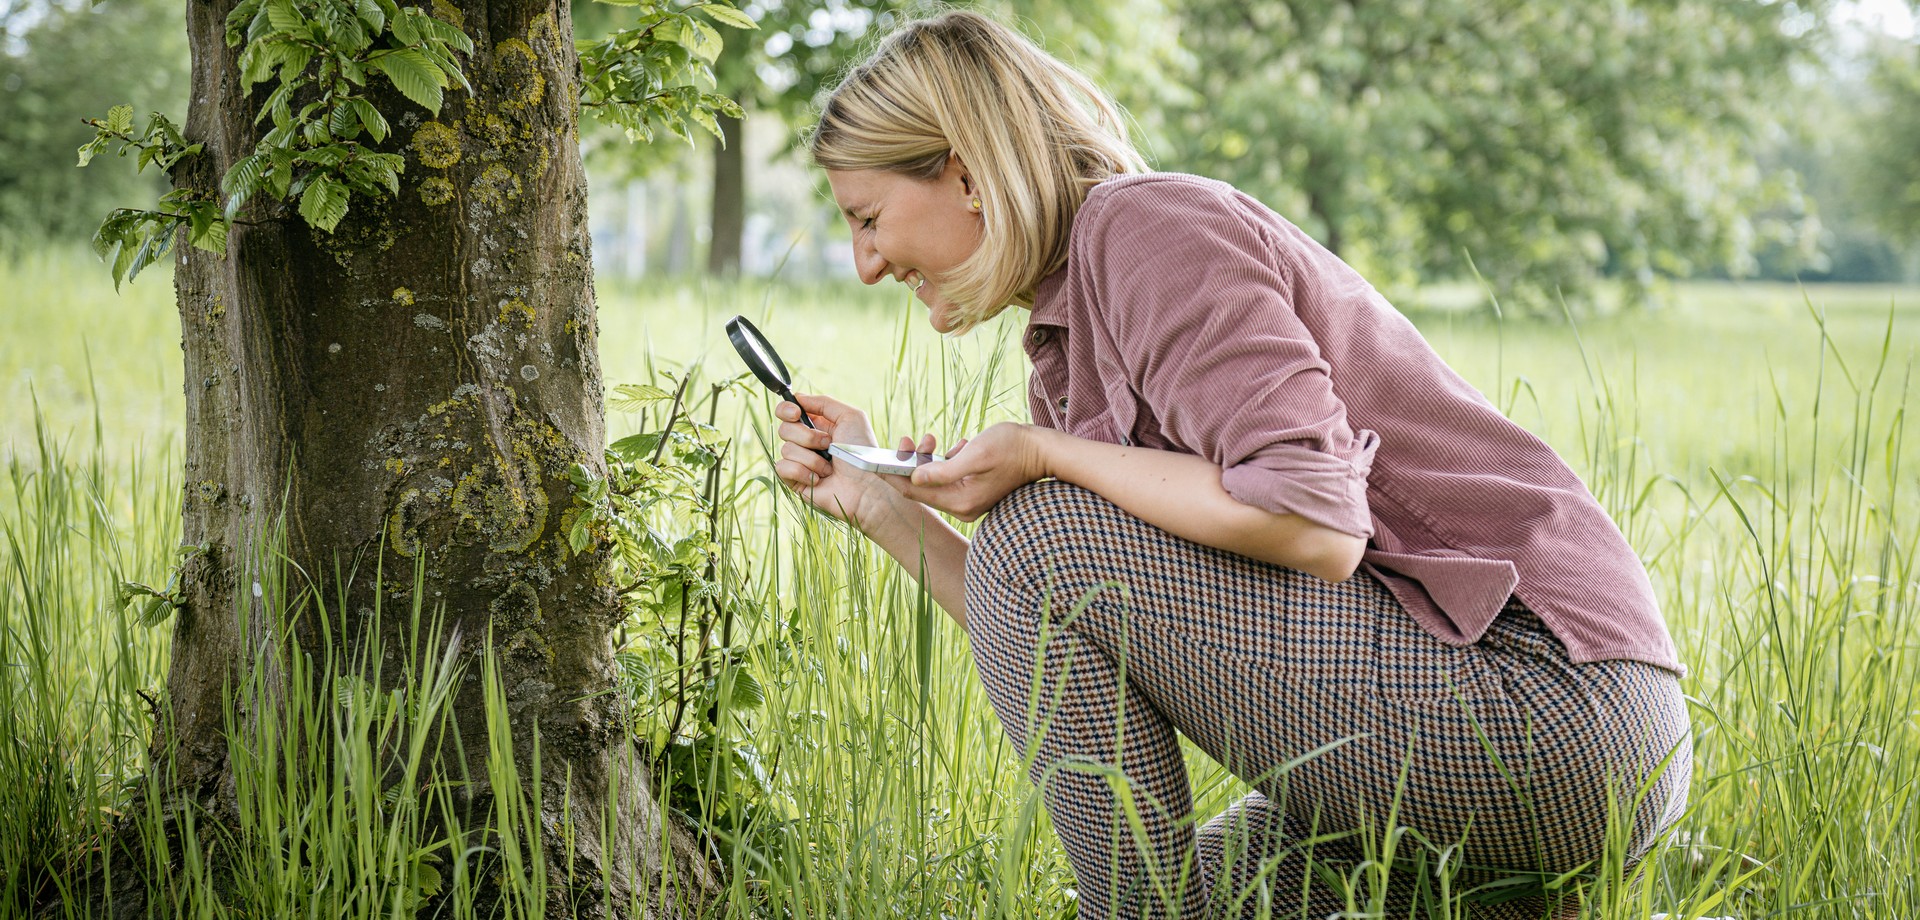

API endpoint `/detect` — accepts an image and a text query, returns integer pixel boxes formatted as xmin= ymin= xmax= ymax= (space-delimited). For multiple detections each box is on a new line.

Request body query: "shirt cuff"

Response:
xmin=1218 ymin=430 xmax=1379 ymax=538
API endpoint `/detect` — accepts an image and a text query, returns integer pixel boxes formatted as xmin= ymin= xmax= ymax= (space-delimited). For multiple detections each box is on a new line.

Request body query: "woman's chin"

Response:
xmin=927 ymin=302 xmax=962 ymax=334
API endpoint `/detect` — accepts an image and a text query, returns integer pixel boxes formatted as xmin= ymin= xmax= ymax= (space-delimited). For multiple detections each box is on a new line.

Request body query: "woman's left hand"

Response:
xmin=883 ymin=421 xmax=1050 ymax=522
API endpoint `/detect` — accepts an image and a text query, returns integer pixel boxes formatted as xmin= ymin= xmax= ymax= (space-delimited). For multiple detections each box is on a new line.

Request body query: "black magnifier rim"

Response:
xmin=725 ymin=315 xmax=792 ymax=395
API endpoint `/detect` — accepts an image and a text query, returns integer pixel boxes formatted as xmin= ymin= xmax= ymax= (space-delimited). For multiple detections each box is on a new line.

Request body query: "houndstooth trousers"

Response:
xmin=962 ymin=480 xmax=1692 ymax=919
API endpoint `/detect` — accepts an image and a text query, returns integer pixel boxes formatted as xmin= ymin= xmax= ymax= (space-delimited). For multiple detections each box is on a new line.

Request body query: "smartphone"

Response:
xmin=829 ymin=443 xmax=946 ymax=476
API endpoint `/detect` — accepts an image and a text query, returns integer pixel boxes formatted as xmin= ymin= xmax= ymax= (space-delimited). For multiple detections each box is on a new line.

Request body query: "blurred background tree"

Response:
xmin=1854 ymin=33 xmax=1920 ymax=248
xmin=7 ymin=0 xmax=1917 ymax=306
xmin=704 ymin=0 xmax=897 ymax=276
xmin=0 ymin=0 xmax=186 ymax=250
xmin=1165 ymin=0 xmax=1843 ymax=310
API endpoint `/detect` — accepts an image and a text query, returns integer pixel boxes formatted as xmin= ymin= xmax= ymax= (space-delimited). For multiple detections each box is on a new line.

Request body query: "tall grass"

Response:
xmin=3 ymin=255 xmax=1918 ymax=917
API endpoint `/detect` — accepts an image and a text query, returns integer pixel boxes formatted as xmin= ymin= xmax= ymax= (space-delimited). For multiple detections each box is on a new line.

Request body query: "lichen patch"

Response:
xmin=420 ymin=176 xmax=456 ymax=207
xmin=411 ymin=120 xmax=463 ymax=169
xmin=472 ymin=163 xmax=522 ymax=209
xmin=493 ymin=39 xmax=546 ymax=112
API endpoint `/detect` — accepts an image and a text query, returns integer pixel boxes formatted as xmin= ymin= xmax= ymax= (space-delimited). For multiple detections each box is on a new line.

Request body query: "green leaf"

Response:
xmin=610 ymin=432 xmax=665 ymax=461
xmin=388 ymin=5 xmax=419 ymax=43
xmin=268 ymin=144 xmax=294 ymax=196
xmin=610 ymin=383 xmax=673 ymax=408
xmin=373 ymin=49 xmax=447 ymax=113
xmin=329 ymin=100 xmax=362 ymax=139
xmin=700 ymin=92 xmax=744 ymax=120
xmin=298 ymin=144 xmax=349 ymax=166
xmin=105 ymin=104 xmax=134 ymax=135
xmin=687 ymin=19 xmax=723 ymax=63
xmin=726 ymin=666 xmax=764 ymax=709
xmin=280 ymin=42 xmax=313 ymax=78
xmin=225 ymin=0 xmax=264 ymax=42
xmin=138 ymin=596 xmax=175 ymax=627
xmin=190 ymin=215 xmax=230 ymax=254
xmin=299 ymin=174 xmax=351 ymax=232
xmin=689 ymin=106 xmax=722 ymax=142
xmin=697 ymin=3 xmax=756 ymax=30
xmin=264 ymin=0 xmax=302 ymax=33
xmin=412 ymin=13 xmax=473 ymax=54
xmin=222 ymin=153 xmax=267 ymax=200
xmin=412 ymin=859 xmax=443 ymax=900
xmin=351 ymin=96 xmax=388 ymax=141
xmin=76 ymin=137 xmax=105 ymax=168
xmin=354 ymin=0 xmax=385 ymax=31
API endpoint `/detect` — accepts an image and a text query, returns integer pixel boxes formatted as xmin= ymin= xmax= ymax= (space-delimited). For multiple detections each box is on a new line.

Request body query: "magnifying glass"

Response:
xmin=725 ymin=315 xmax=832 ymax=460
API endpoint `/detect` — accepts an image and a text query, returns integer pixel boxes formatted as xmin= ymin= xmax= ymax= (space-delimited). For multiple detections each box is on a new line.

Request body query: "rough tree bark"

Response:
xmin=145 ymin=0 xmax=719 ymax=914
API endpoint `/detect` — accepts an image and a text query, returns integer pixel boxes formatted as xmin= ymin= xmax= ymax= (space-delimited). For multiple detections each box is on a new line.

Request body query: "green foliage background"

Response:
xmin=0 ymin=0 xmax=187 ymax=248
xmin=6 ymin=0 xmax=1920 ymax=293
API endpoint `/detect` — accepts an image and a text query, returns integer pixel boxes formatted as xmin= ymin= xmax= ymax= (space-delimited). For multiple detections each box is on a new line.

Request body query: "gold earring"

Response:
xmin=969 ymin=196 xmax=982 ymax=211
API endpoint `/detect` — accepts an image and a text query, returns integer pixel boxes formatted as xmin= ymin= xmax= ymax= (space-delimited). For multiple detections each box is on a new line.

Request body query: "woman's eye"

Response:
xmin=860 ymin=217 xmax=875 ymax=231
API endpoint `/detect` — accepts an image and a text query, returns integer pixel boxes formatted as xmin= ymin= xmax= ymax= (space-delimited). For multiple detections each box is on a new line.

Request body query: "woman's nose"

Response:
xmin=852 ymin=237 xmax=890 ymax=286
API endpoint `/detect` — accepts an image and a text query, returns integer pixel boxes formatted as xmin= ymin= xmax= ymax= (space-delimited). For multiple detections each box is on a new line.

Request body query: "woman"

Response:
xmin=770 ymin=10 xmax=1690 ymax=918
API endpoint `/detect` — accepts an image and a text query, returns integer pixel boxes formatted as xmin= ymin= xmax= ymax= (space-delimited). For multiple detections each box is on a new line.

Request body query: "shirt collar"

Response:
xmin=1029 ymin=265 xmax=1070 ymax=328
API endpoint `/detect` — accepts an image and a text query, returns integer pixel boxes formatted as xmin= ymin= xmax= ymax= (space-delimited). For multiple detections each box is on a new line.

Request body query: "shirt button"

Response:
xmin=1029 ymin=328 xmax=1051 ymax=347
xmin=1119 ymin=434 xmax=1131 ymax=447
xmin=1056 ymin=396 xmax=1069 ymax=412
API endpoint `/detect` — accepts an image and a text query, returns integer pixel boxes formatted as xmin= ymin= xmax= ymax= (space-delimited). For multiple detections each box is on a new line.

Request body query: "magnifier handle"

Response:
xmin=781 ymin=388 xmax=834 ymax=461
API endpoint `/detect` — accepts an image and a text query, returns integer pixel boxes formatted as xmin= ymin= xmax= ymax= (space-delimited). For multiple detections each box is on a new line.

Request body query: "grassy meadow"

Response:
xmin=4 ymin=243 xmax=1920 ymax=918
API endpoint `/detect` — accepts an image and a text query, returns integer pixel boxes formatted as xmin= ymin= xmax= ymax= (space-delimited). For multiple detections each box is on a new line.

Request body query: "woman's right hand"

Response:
xmin=773 ymin=392 xmax=897 ymax=527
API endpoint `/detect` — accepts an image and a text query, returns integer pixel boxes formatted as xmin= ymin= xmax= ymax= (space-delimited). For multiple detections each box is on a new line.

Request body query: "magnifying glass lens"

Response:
xmin=726 ymin=315 xmax=832 ymax=461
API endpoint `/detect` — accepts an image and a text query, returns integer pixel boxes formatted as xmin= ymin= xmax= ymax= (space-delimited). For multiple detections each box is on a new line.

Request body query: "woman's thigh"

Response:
xmin=964 ymin=479 xmax=1689 ymax=875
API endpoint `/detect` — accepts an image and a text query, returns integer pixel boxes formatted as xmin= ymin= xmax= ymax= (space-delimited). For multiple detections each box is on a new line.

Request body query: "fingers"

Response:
xmin=783 ymin=419 xmax=832 ymax=453
xmin=896 ymin=432 xmax=947 ymax=455
xmin=779 ymin=439 xmax=833 ymax=482
xmin=910 ymin=450 xmax=975 ymax=488
xmin=775 ymin=400 xmax=823 ymax=429
xmin=774 ymin=457 xmax=819 ymax=488
xmin=788 ymin=391 xmax=861 ymax=423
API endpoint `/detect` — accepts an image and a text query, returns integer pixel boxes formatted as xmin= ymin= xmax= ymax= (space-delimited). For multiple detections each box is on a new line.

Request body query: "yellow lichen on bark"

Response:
xmin=498 ymin=298 xmax=536 ymax=326
xmin=473 ymin=163 xmax=521 ymax=208
xmin=494 ymin=39 xmax=545 ymax=112
xmin=412 ymin=120 xmax=463 ymax=169
xmin=428 ymin=0 xmax=463 ymax=28
xmin=420 ymin=177 xmax=455 ymax=207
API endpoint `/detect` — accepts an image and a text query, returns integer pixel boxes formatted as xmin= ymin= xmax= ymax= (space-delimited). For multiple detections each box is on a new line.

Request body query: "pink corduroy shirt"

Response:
xmin=1021 ymin=172 xmax=1682 ymax=674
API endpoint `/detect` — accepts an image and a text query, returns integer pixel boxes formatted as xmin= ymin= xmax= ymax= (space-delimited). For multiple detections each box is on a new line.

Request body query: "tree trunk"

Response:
xmin=707 ymin=112 xmax=745 ymax=277
xmin=707 ymin=35 xmax=747 ymax=277
xmin=144 ymin=0 xmax=718 ymax=914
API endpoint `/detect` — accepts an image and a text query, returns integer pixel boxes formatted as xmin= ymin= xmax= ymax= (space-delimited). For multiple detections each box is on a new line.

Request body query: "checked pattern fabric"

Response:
xmin=962 ymin=480 xmax=1692 ymax=919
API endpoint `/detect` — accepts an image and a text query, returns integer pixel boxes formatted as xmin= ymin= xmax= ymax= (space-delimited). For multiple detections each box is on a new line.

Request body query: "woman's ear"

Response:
xmin=945 ymin=150 xmax=974 ymax=197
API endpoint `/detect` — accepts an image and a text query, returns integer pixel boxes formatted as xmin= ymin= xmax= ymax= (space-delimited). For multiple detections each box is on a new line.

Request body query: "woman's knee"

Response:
xmin=969 ymin=480 xmax=1091 ymax=580
xmin=964 ymin=479 xmax=1112 ymax=638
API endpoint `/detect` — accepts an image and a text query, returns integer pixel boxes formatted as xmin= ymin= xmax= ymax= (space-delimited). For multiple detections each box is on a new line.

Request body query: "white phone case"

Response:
xmin=829 ymin=443 xmax=946 ymax=476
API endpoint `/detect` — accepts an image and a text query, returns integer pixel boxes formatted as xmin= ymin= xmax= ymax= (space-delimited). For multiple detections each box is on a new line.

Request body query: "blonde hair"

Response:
xmin=808 ymin=9 xmax=1150 ymax=334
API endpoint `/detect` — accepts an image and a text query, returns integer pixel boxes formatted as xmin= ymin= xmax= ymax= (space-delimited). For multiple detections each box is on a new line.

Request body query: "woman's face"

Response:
xmin=825 ymin=155 xmax=984 ymax=333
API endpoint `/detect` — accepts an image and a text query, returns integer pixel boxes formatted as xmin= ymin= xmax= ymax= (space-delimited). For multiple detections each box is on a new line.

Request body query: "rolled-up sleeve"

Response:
xmin=1080 ymin=181 xmax=1379 ymax=537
